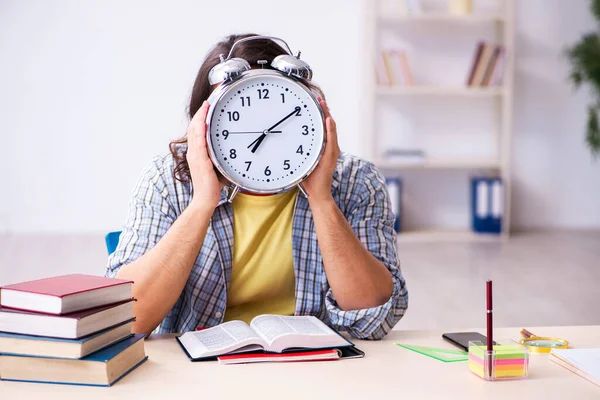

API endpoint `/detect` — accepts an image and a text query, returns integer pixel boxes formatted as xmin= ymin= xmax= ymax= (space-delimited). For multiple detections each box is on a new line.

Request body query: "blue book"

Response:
xmin=0 ymin=319 xmax=134 ymax=359
xmin=0 ymin=334 xmax=147 ymax=386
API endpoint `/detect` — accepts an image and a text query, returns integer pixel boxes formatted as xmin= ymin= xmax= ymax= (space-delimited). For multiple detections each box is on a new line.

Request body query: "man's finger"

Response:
xmin=326 ymin=117 xmax=339 ymax=156
xmin=319 ymin=99 xmax=331 ymax=120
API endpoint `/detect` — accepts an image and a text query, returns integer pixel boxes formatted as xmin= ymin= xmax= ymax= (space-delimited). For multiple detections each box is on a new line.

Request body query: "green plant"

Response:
xmin=566 ymin=0 xmax=600 ymax=157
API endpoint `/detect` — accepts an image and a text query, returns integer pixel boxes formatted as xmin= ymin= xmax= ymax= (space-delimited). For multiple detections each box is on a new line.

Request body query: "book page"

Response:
xmin=250 ymin=315 xmax=350 ymax=353
xmin=178 ymin=321 xmax=266 ymax=359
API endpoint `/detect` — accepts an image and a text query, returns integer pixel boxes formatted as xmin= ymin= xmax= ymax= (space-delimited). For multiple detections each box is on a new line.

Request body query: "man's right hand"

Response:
xmin=186 ymin=100 xmax=225 ymax=210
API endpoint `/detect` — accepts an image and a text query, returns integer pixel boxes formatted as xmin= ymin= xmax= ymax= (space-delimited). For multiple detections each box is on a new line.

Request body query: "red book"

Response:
xmin=0 ymin=274 xmax=133 ymax=315
xmin=218 ymin=349 xmax=341 ymax=365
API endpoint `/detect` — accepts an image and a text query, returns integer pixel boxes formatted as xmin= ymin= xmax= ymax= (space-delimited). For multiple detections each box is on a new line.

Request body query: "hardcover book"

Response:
xmin=0 ymin=274 xmax=133 ymax=315
xmin=0 ymin=299 xmax=135 ymax=339
xmin=0 ymin=334 xmax=147 ymax=386
xmin=0 ymin=319 xmax=134 ymax=358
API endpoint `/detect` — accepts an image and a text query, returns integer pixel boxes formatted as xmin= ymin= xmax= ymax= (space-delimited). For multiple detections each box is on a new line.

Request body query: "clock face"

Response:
xmin=207 ymin=71 xmax=325 ymax=193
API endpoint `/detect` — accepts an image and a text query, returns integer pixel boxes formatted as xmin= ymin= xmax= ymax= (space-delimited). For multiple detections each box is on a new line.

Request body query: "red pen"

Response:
xmin=486 ymin=280 xmax=493 ymax=379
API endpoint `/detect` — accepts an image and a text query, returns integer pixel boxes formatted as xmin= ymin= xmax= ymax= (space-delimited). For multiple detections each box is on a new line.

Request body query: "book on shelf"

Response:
xmin=466 ymin=42 xmax=484 ymax=85
xmin=0 ymin=299 xmax=135 ymax=339
xmin=177 ymin=314 xmax=354 ymax=361
xmin=376 ymin=50 xmax=414 ymax=86
xmin=0 ymin=273 xmax=133 ymax=314
xmin=376 ymin=52 xmax=390 ymax=85
xmin=0 ymin=334 xmax=147 ymax=387
xmin=549 ymin=348 xmax=600 ymax=388
xmin=0 ymin=319 xmax=134 ymax=359
xmin=467 ymin=42 xmax=506 ymax=87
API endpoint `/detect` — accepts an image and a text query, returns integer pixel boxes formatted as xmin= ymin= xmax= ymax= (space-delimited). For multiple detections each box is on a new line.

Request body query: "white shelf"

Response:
xmin=376 ymin=157 xmax=501 ymax=170
xmin=397 ymin=229 xmax=504 ymax=243
xmin=379 ymin=12 xmax=506 ymax=23
xmin=377 ymin=86 xmax=504 ymax=97
xmin=366 ymin=1 xmax=516 ymax=241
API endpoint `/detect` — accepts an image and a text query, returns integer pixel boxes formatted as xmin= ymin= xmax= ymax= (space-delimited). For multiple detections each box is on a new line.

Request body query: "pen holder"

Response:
xmin=468 ymin=341 xmax=529 ymax=381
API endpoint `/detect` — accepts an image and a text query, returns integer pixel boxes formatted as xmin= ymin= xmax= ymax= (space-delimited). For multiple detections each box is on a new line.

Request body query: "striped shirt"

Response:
xmin=106 ymin=151 xmax=408 ymax=340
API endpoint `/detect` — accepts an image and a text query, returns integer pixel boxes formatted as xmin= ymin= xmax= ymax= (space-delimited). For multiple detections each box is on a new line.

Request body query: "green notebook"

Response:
xmin=395 ymin=343 xmax=469 ymax=363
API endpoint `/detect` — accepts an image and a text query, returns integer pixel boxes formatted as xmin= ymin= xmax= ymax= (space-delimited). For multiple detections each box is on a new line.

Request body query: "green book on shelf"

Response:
xmin=395 ymin=343 xmax=469 ymax=363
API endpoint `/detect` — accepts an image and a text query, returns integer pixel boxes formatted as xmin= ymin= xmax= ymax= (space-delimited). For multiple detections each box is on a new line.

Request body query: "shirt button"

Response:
xmin=215 ymin=312 xmax=222 ymax=318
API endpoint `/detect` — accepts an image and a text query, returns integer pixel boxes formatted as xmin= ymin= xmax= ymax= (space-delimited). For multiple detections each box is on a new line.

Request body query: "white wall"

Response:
xmin=512 ymin=0 xmax=600 ymax=229
xmin=0 ymin=0 xmax=598 ymax=233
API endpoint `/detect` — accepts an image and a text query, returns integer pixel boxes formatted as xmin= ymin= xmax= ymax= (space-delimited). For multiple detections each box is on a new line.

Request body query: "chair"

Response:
xmin=105 ymin=231 xmax=122 ymax=255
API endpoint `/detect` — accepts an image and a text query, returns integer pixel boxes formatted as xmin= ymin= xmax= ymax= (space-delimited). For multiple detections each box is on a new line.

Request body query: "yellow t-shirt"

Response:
xmin=224 ymin=189 xmax=298 ymax=324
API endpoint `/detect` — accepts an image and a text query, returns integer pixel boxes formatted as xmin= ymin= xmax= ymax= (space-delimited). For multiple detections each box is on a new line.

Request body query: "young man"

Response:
xmin=106 ymin=35 xmax=408 ymax=340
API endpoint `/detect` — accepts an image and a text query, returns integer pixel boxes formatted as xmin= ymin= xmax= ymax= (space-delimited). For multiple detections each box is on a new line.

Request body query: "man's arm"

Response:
xmin=114 ymin=202 xmax=214 ymax=335
xmin=309 ymin=197 xmax=393 ymax=310
xmin=108 ymin=101 xmax=224 ymax=335
xmin=303 ymin=99 xmax=407 ymax=339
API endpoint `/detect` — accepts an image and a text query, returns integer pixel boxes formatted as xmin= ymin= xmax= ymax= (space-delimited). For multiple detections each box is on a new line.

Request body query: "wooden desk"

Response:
xmin=1 ymin=326 xmax=598 ymax=399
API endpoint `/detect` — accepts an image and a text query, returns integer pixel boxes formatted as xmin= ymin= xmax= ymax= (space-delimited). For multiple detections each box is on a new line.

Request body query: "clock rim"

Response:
xmin=206 ymin=69 xmax=326 ymax=195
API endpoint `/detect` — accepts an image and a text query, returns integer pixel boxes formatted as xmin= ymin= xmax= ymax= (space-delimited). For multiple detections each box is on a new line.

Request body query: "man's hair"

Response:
xmin=169 ymin=33 xmax=324 ymax=183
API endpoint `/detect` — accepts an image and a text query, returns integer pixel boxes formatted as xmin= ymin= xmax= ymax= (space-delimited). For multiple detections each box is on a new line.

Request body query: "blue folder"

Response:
xmin=470 ymin=177 xmax=503 ymax=234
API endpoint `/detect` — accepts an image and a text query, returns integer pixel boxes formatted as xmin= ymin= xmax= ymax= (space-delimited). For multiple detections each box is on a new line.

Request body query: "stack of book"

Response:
xmin=0 ymin=274 xmax=147 ymax=386
xmin=466 ymin=41 xmax=506 ymax=87
xmin=376 ymin=50 xmax=414 ymax=86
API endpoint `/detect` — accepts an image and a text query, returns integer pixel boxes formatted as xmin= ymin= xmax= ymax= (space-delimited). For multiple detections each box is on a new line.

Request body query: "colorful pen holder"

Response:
xmin=468 ymin=341 xmax=529 ymax=381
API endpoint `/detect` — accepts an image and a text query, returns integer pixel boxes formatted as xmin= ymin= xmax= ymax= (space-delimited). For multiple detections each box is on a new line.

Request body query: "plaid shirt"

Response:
xmin=106 ymin=152 xmax=408 ymax=340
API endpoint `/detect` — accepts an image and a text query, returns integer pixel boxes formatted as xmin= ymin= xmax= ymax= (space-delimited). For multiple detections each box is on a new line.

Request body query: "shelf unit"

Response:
xmin=379 ymin=12 xmax=505 ymax=23
xmin=376 ymin=85 xmax=505 ymax=97
xmin=397 ymin=229 xmax=505 ymax=243
xmin=364 ymin=0 xmax=515 ymax=243
xmin=377 ymin=157 xmax=500 ymax=170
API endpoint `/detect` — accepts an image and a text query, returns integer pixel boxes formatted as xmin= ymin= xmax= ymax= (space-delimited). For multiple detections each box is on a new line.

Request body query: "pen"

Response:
xmin=486 ymin=280 xmax=493 ymax=379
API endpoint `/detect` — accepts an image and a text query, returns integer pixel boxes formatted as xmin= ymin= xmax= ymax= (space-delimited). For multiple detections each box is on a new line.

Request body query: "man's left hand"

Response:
xmin=302 ymin=99 xmax=340 ymax=204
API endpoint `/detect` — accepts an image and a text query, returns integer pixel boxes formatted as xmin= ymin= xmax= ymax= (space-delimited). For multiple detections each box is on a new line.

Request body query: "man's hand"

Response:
xmin=302 ymin=99 xmax=340 ymax=204
xmin=186 ymin=100 xmax=225 ymax=210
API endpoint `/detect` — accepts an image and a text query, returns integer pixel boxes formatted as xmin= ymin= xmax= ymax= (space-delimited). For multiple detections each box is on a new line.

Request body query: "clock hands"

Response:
xmin=248 ymin=106 xmax=301 ymax=154
xmin=247 ymin=132 xmax=268 ymax=153
xmin=226 ymin=130 xmax=282 ymax=134
xmin=266 ymin=106 xmax=301 ymax=132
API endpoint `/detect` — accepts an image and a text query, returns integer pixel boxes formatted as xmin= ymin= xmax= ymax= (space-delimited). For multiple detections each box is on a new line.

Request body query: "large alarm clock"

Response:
xmin=206 ymin=36 xmax=326 ymax=202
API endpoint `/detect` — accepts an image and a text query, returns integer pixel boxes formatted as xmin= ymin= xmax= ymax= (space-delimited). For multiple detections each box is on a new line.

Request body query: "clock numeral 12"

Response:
xmin=257 ymin=89 xmax=269 ymax=99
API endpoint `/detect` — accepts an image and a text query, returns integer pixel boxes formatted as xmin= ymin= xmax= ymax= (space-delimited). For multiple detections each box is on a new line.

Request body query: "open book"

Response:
xmin=177 ymin=315 xmax=353 ymax=360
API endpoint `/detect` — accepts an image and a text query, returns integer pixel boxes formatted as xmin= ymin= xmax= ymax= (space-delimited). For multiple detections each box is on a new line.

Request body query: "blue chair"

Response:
xmin=105 ymin=231 xmax=122 ymax=255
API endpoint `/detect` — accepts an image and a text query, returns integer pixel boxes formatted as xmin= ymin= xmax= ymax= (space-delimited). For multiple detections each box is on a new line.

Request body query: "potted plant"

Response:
xmin=566 ymin=0 xmax=600 ymax=157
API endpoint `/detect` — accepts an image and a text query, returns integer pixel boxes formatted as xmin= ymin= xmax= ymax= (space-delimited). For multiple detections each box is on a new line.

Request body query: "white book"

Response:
xmin=550 ymin=348 xmax=600 ymax=388
xmin=177 ymin=315 xmax=353 ymax=360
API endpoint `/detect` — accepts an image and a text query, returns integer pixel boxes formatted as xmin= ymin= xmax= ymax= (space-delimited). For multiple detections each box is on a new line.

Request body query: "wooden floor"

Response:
xmin=1 ymin=231 xmax=599 ymax=330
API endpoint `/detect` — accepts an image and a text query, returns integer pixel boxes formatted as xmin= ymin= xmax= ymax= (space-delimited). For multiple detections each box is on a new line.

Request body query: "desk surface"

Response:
xmin=1 ymin=325 xmax=599 ymax=399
